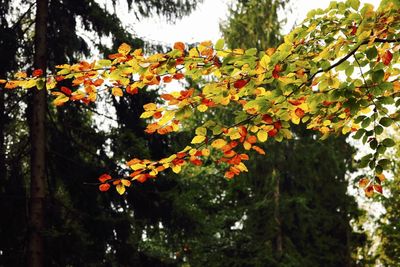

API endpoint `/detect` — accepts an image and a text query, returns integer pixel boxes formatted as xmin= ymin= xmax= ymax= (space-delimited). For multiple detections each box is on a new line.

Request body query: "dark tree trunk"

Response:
xmin=0 ymin=82 xmax=5 ymax=183
xmin=273 ymin=168 xmax=282 ymax=260
xmin=28 ymin=0 xmax=48 ymax=266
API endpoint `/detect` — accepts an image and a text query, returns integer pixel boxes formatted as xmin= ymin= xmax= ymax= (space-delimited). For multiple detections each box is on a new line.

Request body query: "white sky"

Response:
xmin=123 ymin=0 xmax=382 ymax=46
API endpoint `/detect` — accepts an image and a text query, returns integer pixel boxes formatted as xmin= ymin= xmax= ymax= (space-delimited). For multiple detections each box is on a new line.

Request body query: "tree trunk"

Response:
xmin=0 ymin=80 xmax=5 ymax=184
xmin=273 ymin=168 xmax=282 ymax=260
xmin=28 ymin=0 xmax=48 ymax=266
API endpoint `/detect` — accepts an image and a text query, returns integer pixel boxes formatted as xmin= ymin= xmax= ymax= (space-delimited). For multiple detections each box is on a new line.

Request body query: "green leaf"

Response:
xmin=374 ymin=125 xmax=384 ymax=135
xmin=377 ymin=145 xmax=386 ymax=154
xmin=382 ymin=138 xmax=395 ymax=147
xmin=215 ymin=39 xmax=225 ymax=50
xmin=347 ymin=0 xmax=360 ymax=9
xmin=378 ymin=159 xmax=391 ymax=169
xmin=195 ymin=127 xmax=207 ymax=136
xmin=353 ymin=129 xmax=365 ymax=139
xmin=371 ymin=69 xmax=384 ymax=83
xmin=379 ymin=117 xmax=392 ymax=127
xmin=366 ymin=46 xmax=377 ymax=60
xmin=345 ymin=66 xmax=354 ymax=77
xmin=369 ymin=139 xmax=378 ymax=150
xmin=36 ymin=79 xmax=45 ymax=90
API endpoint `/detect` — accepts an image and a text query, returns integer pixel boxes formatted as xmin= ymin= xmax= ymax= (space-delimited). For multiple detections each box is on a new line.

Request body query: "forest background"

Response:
xmin=0 ymin=0 xmax=399 ymax=266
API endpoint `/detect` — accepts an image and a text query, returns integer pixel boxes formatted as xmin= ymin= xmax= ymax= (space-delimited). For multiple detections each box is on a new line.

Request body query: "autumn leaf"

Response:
xmin=252 ymin=145 xmax=266 ymax=155
xmin=118 ymin=43 xmax=131 ymax=56
xmin=112 ymin=87 xmax=123 ymax=97
xmin=364 ymin=185 xmax=374 ymax=197
xmin=173 ymin=42 xmax=185 ymax=51
xmin=32 ymin=69 xmax=43 ymax=77
xmin=116 ymin=184 xmax=126 ymax=195
xmin=373 ymin=184 xmax=383 ymax=194
xmin=99 ymin=183 xmax=110 ymax=192
xmin=233 ymin=79 xmax=248 ymax=89
xmin=211 ymin=139 xmax=227 ymax=149
xmin=98 ymin=173 xmax=112 ymax=183
xmin=382 ymin=50 xmax=393 ymax=66
xmin=126 ymin=85 xmax=138 ymax=95
xmin=191 ymin=135 xmax=206 ymax=144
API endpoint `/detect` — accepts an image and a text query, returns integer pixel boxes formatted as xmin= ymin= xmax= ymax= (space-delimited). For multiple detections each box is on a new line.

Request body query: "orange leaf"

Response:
xmin=93 ymin=79 xmax=104 ymax=86
xmin=173 ymin=42 xmax=185 ymax=51
xmin=99 ymin=183 xmax=110 ymax=192
xmin=358 ymin=178 xmax=369 ymax=188
xmin=252 ymin=145 xmax=266 ymax=155
xmin=163 ymin=76 xmax=173 ymax=83
xmin=225 ymin=171 xmax=235 ymax=179
xmin=98 ymin=173 xmax=112 ymax=183
xmin=295 ymin=108 xmax=305 ymax=118
xmin=112 ymin=87 xmax=123 ymax=97
xmin=365 ymin=185 xmax=374 ymax=197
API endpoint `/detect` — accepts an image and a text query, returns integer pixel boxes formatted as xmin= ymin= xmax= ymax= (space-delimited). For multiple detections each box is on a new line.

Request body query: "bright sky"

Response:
xmin=124 ymin=0 xmax=382 ymax=46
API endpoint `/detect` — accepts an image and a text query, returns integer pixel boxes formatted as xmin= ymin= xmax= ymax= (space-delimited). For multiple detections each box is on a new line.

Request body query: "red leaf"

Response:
xmin=268 ymin=128 xmax=278 ymax=137
xmin=382 ymin=50 xmax=393 ymax=66
xmin=233 ymin=79 xmax=248 ymax=89
xmin=173 ymin=73 xmax=185 ymax=80
xmin=373 ymin=184 xmax=383 ymax=194
xmin=273 ymin=121 xmax=282 ymax=130
xmin=126 ymin=85 xmax=138 ymax=95
xmin=262 ymin=114 xmax=273 ymax=124
xmin=61 ymin=86 xmax=72 ymax=96
xmin=32 ymin=69 xmax=43 ymax=77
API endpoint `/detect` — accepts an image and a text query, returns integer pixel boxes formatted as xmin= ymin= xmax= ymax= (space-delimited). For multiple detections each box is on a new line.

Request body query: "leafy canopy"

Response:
xmin=1 ymin=0 xmax=399 ymax=196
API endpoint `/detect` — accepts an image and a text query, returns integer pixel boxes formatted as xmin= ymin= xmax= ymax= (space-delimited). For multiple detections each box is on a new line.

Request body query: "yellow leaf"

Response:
xmin=191 ymin=135 xmax=206 ymax=144
xmin=172 ymin=165 xmax=181 ymax=174
xmin=15 ymin=71 xmax=27 ymax=79
xmin=112 ymin=87 xmax=123 ymax=97
xmin=0 ymin=79 xmax=7 ymax=84
xmin=121 ymin=179 xmax=131 ymax=187
xmin=211 ymin=139 xmax=227 ymax=149
xmin=116 ymin=184 xmax=126 ymax=195
xmin=260 ymin=55 xmax=271 ymax=69
xmin=197 ymin=104 xmax=208 ymax=112
xmin=228 ymin=129 xmax=241 ymax=140
xmin=201 ymin=148 xmax=210 ymax=156
xmin=130 ymin=163 xmax=146 ymax=171
xmin=237 ymin=162 xmax=248 ymax=172
xmin=257 ymin=130 xmax=268 ymax=142
xmin=158 ymin=110 xmax=175 ymax=125
xmin=140 ymin=111 xmax=154 ymax=118
xmin=342 ymin=126 xmax=351 ymax=135
xmin=143 ymin=103 xmax=157 ymax=111
xmin=323 ymin=120 xmax=331 ymax=126
xmin=291 ymin=115 xmax=300 ymax=125
xmin=53 ymin=95 xmax=69 ymax=106
xmin=243 ymin=141 xmax=251 ymax=150
xmin=118 ymin=43 xmax=131 ymax=56
xmin=195 ymin=127 xmax=207 ymax=136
